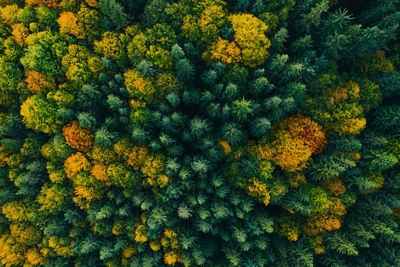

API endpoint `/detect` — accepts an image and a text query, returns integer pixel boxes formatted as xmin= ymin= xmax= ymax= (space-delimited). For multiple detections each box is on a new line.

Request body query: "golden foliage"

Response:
xmin=271 ymin=131 xmax=312 ymax=172
xmin=287 ymin=171 xmax=307 ymax=188
xmin=25 ymin=0 xmax=61 ymax=8
xmin=203 ymin=37 xmax=242 ymax=64
xmin=20 ymin=95 xmax=64 ymax=134
xmin=229 ymin=14 xmax=271 ymax=67
xmin=323 ymin=177 xmax=346 ymax=196
xmin=141 ymin=153 xmax=165 ymax=179
xmin=113 ymin=137 xmax=133 ymax=161
xmin=2 ymin=200 xmax=36 ymax=222
xmin=164 ymin=250 xmax=180 ymax=265
xmin=91 ymin=164 xmax=110 ymax=184
xmin=64 ymin=152 xmax=91 ymax=179
xmin=306 ymin=81 xmax=367 ymax=136
xmin=271 ymin=115 xmax=326 ymax=172
xmin=277 ymin=216 xmax=300 ymax=242
xmin=155 ymin=72 xmax=184 ymax=97
xmin=127 ymin=145 xmax=149 ymax=170
xmin=11 ymin=23 xmax=29 ymax=46
xmin=149 ymin=240 xmax=161 ymax=251
xmin=146 ymin=45 xmax=173 ymax=70
xmin=359 ymin=51 xmax=394 ymax=74
xmin=134 ymin=224 xmax=148 ymax=243
xmin=25 ymin=71 xmax=56 ymax=94
xmin=304 ymin=197 xmax=346 ymax=235
xmin=90 ymin=144 xmax=117 ymax=165
xmin=275 ymin=114 xmax=327 ymax=154
xmin=0 ymin=5 xmax=19 ymax=25
xmin=0 ymin=234 xmax=26 ymax=266
xmin=161 ymin=228 xmax=181 ymax=265
xmin=309 ymin=235 xmax=326 ymax=254
xmin=57 ymin=12 xmax=85 ymax=39
xmin=124 ymin=69 xmax=156 ymax=103
xmin=26 ymin=247 xmax=45 ymax=265
xmin=46 ymin=236 xmax=73 ymax=257
xmin=246 ymin=178 xmax=270 ymax=206
xmin=62 ymin=120 xmax=94 ymax=152
xmin=37 ymin=183 xmax=71 ymax=214
xmin=85 ymin=0 xmax=99 ymax=8
xmin=198 ymin=4 xmax=226 ymax=44
xmin=94 ymin=32 xmax=126 ymax=60
xmin=218 ymin=140 xmax=232 ymax=155
xmin=122 ymin=245 xmax=137 ymax=258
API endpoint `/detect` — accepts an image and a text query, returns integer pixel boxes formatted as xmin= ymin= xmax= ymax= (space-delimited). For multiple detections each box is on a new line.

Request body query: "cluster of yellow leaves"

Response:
xmin=0 ymin=145 xmax=13 ymax=168
xmin=127 ymin=32 xmax=148 ymax=64
xmin=62 ymin=44 xmax=103 ymax=87
xmin=154 ymin=72 xmax=184 ymax=96
xmin=124 ymin=69 xmax=156 ymax=103
xmin=0 ymin=5 xmax=19 ymax=25
xmin=85 ymin=0 xmax=99 ymax=8
xmin=181 ymin=0 xmax=227 ymax=46
xmin=122 ymin=245 xmax=137 ymax=258
xmin=304 ymin=196 xmax=346 ymax=236
xmin=1 ymin=200 xmax=38 ymax=223
xmin=287 ymin=171 xmax=307 ymax=188
xmin=142 ymin=153 xmax=168 ymax=188
xmin=127 ymin=146 xmax=149 ymax=170
xmin=20 ymin=95 xmax=64 ymax=134
xmin=203 ymin=37 xmax=242 ymax=64
xmin=45 ymin=236 xmax=73 ymax=257
xmin=44 ymin=158 xmax=68 ymax=182
xmin=0 ymin=200 xmax=47 ymax=267
xmin=62 ymin=120 xmax=94 ymax=152
xmin=323 ymin=177 xmax=346 ymax=196
xmin=12 ymin=23 xmax=29 ymax=46
xmin=37 ymin=183 xmax=71 ymax=214
xmin=198 ymin=4 xmax=226 ymax=44
xmin=271 ymin=114 xmax=326 ymax=172
xmin=91 ymin=164 xmax=111 ymax=184
xmin=64 ymin=152 xmax=91 ymax=179
xmin=229 ymin=14 xmax=271 ymax=67
xmin=218 ymin=140 xmax=232 ymax=155
xmin=113 ymin=138 xmax=168 ymax=189
xmin=161 ymin=228 xmax=182 ymax=265
xmin=271 ymin=132 xmax=312 ymax=173
xmin=90 ymin=144 xmax=118 ymax=165
xmin=306 ymin=81 xmax=367 ymax=136
xmin=134 ymin=213 xmax=148 ymax=243
xmin=277 ymin=216 xmax=300 ymax=241
xmin=57 ymin=12 xmax=86 ymax=39
xmin=359 ymin=51 xmax=394 ymax=74
xmin=309 ymin=235 xmax=326 ymax=254
xmin=63 ymin=152 xmax=108 ymax=209
xmin=94 ymin=31 xmax=127 ymax=61
xmin=25 ymin=0 xmax=61 ymax=8
xmin=25 ymin=71 xmax=56 ymax=94
xmin=146 ymin=45 xmax=173 ymax=70
xmin=246 ymin=178 xmax=271 ymax=205
xmin=0 ymin=232 xmax=46 ymax=267
xmin=73 ymin=175 xmax=106 ymax=209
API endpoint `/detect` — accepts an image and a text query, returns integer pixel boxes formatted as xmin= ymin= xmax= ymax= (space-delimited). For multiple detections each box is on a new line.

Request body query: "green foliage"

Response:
xmin=0 ymin=0 xmax=399 ymax=266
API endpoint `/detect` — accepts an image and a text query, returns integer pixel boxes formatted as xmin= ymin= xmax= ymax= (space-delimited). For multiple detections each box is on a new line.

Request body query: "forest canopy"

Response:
xmin=0 ymin=0 xmax=400 ymax=266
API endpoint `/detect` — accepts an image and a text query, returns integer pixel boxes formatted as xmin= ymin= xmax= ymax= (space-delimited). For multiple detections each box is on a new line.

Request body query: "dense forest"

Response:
xmin=0 ymin=0 xmax=399 ymax=266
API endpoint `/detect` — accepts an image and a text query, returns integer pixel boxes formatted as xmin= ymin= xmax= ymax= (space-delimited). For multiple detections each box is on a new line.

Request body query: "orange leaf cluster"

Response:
xmin=304 ymin=197 xmax=346 ymax=235
xmin=271 ymin=114 xmax=326 ymax=172
xmin=62 ymin=121 xmax=94 ymax=152
xmin=25 ymin=71 xmax=56 ymax=94
xmin=64 ymin=152 xmax=91 ymax=179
